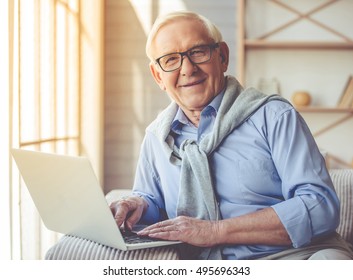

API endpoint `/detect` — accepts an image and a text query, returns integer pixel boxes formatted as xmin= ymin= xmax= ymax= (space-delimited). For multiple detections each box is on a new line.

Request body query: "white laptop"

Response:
xmin=11 ymin=148 xmax=180 ymax=251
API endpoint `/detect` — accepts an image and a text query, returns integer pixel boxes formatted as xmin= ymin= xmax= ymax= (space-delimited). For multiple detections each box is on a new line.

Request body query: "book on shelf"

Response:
xmin=337 ymin=75 xmax=353 ymax=108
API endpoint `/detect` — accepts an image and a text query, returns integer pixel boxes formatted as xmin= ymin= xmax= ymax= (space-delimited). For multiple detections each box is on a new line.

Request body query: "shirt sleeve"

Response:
xmin=267 ymin=103 xmax=340 ymax=247
xmin=132 ymin=135 xmax=165 ymax=225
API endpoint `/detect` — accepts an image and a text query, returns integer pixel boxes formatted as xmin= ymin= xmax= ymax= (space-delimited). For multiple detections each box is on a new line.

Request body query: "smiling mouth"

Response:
xmin=180 ymin=78 xmax=206 ymax=88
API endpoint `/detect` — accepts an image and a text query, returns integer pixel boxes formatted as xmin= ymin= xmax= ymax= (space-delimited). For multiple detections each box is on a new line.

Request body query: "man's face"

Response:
xmin=149 ymin=18 xmax=229 ymax=113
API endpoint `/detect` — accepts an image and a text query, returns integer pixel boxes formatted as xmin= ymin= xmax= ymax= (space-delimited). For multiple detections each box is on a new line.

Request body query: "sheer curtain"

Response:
xmin=0 ymin=0 xmax=13 ymax=261
xmin=1 ymin=0 xmax=103 ymax=260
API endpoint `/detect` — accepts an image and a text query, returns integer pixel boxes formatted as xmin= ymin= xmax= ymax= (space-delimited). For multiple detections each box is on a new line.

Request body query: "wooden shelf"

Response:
xmin=236 ymin=0 xmax=353 ymax=85
xmin=237 ymin=0 xmax=353 ymax=169
xmin=296 ymin=107 xmax=353 ymax=113
xmin=244 ymin=41 xmax=353 ymax=50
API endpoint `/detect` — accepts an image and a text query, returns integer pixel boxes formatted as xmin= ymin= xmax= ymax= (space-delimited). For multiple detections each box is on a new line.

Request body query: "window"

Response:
xmin=2 ymin=0 xmax=103 ymax=260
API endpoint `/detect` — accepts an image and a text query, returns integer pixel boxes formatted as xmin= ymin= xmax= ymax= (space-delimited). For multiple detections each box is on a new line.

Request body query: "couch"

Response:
xmin=45 ymin=169 xmax=353 ymax=260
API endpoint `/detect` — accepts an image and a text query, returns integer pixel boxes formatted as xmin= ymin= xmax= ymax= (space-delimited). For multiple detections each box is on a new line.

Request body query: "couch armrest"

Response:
xmin=329 ymin=169 xmax=353 ymax=246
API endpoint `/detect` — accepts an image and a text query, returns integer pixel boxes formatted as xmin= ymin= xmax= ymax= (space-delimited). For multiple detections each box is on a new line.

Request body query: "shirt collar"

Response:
xmin=171 ymin=88 xmax=226 ymax=133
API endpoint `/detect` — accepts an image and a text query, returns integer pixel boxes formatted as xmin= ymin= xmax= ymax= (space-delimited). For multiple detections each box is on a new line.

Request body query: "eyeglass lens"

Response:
xmin=158 ymin=44 xmax=216 ymax=72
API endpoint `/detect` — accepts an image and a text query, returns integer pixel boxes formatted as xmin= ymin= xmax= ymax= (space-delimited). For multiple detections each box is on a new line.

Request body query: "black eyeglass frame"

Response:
xmin=154 ymin=42 xmax=220 ymax=72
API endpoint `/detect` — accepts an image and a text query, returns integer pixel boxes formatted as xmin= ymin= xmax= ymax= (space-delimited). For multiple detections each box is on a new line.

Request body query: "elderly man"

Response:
xmin=110 ymin=11 xmax=353 ymax=260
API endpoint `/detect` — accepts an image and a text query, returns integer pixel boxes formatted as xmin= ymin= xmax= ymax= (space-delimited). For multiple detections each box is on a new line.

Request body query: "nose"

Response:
xmin=180 ymin=55 xmax=197 ymax=76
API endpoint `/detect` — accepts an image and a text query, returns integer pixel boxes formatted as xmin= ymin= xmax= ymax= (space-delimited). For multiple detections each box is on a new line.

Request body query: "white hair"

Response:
xmin=145 ymin=11 xmax=223 ymax=61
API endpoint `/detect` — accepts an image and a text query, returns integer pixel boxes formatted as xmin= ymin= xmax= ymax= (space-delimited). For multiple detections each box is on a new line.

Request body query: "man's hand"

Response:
xmin=109 ymin=196 xmax=148 ymax=230
xmin=137 ymin=216 xmax=221 ymax=247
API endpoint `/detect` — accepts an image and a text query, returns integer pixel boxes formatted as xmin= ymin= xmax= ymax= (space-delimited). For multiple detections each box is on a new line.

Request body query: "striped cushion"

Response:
xmin=45 ymin=235 xmax=179 ymax=260
xmin=329 ymin=169 xmax=353 ymax=245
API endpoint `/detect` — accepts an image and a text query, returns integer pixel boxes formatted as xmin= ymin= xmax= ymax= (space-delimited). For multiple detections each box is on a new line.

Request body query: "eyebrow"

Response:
xmin=157 ymin=42 xmax=212 ymax=58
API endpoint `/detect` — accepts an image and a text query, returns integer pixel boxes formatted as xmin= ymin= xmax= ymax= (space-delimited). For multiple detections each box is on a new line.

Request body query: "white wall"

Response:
xmin=80 ymin=0 xmax=104 ymax=184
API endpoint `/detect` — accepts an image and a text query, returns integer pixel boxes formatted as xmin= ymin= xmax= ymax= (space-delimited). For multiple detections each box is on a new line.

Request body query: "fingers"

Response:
xmin=139 ymin=220 xmax=176 ymax=234
xmin=138 ymin=216 xmax=220 ymax=247
xmin=124 ymin=200 xmax=145 ymax=230
xmin=109 ymin=200 xmax=125 ymax=226
xmin=138 ymin=220 xmax=180 ymax=240
xmin=109 ymin=196 xmax=147 ymax=230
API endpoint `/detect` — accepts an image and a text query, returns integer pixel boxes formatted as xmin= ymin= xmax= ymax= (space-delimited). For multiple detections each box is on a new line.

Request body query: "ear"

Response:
xmin=149 ymin=62 xmax=166 ymax=91
xmin=219 ymin=42 xmax=229 ymax=72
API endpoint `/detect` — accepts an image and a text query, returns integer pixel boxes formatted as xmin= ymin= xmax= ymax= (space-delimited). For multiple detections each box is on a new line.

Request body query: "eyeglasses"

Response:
xmin=155 ymin=43 xmax=220 ymax=72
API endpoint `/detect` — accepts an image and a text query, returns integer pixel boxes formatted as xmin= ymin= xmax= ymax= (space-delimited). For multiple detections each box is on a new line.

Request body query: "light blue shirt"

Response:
xmin=133 ymin=91 xmax=340 ymax=260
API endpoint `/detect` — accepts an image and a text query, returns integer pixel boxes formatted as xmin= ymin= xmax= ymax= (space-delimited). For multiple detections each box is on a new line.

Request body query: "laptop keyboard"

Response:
xmin=122 ymin=229 xmax=162 ymax=244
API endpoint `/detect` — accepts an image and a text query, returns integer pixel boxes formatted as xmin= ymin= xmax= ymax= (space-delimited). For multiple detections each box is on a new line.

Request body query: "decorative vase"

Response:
xmin=292 ymin=91 xmax=311 ymax=107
